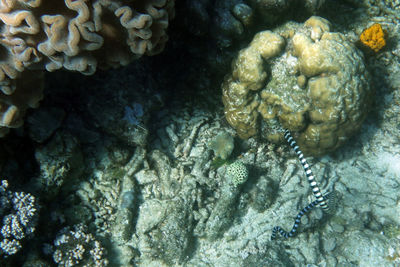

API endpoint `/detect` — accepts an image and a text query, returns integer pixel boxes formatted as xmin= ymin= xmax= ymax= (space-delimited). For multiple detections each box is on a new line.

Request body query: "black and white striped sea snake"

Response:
xmin=271 ymin=129 xmax=332 ymax=240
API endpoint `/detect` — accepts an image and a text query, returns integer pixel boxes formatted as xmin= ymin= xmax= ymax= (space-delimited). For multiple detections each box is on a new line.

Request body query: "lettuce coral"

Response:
xmin=0 ymin=0 xmax=175 ymax=136
xmin=222 ymin=16 xmax=373 ymax=156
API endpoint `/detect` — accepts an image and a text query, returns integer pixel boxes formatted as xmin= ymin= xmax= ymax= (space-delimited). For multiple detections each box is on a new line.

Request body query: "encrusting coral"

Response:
xmin=0 ymin=0 xmax=175 ymax=136
xmin=360 ymin=23 xmax=386 ymax=52
xmin=222 ymin=16 xmax=373 ymax=156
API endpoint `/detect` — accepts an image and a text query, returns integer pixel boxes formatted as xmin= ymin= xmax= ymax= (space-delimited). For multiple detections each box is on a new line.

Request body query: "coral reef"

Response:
xmin=183 ymin=0 xmax=253 ymax=47
xmin=3 ymin=0 xmax=400 ymax=265
xmin=223 ymin=16 xmax=373 ymax=156
xmin=360 ymin=23 xmax=386 ymax=52
xmin=0 ymin=0 xmax=175 ymax=136
xmin=182 ymin=0 xmax=326 ymax=48
xmin=247 ymin=0 xmax=326 ymax=24
xmin=52 ymin=224 xmax=108 ymax=266
xmin=0 ymin=180 xmax=39 ymax=257
xmin=177 ymin=0 xmax=331 ymax=98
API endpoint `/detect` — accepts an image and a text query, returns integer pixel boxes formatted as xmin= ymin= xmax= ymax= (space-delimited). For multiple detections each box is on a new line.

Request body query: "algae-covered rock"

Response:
xmin=209 ymin=132 xmax=235 ymax=160
xmin=222 ymin=16 xmax=373 ymax=156
xmin=26 ymin=107 xmax=66 ymax=143
xmin=136 ymin=198 xmax=194 ymax=265
xmin=204 ymin=161 xmax=249 ymax=240
xmin=34 ymin=131 xmax=84 ymax=199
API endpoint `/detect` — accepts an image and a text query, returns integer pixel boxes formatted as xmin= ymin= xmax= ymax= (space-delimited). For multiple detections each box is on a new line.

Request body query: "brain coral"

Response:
xmin=222 ymin=16 xmax=373 ymax=156
xmin=0 ymin=0 xmax=175 ymax=136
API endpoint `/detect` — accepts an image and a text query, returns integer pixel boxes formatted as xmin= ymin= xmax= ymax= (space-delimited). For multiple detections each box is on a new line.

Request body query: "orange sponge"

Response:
xmin=360 ymin=23 xmax=386 ymax=52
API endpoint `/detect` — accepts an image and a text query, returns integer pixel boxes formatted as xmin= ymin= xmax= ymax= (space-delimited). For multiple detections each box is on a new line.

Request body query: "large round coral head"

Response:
xmin=222 ymin=16 xmax=373 ymax=156
xmin=360 ymin=23 xmax=386 ymax=52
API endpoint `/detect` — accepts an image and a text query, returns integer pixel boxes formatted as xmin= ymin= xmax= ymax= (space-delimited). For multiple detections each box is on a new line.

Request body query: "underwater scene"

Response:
xmin=1 ymin=0 xmax=400 ymax=266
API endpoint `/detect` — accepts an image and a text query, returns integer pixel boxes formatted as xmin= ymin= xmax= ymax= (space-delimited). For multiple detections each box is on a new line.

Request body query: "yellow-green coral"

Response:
xmin=222 ymin=31 xmax=285 ymax=139
xmin=222 ymin=16 xmax=373 ymax=156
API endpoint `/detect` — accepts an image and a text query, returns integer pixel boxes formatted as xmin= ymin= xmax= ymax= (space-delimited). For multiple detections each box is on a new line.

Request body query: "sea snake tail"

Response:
xmin=271 ymin=129 xmax=335 ymax=240
xmin=270 ymin=193 xmax=331 ymax=240
xmin=283 ymin=130 xmax=329 ymax=210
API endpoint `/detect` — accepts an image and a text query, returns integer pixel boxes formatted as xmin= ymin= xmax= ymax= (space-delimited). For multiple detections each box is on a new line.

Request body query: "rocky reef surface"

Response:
xmin=1 ymin=0 xmax=400 ymax=266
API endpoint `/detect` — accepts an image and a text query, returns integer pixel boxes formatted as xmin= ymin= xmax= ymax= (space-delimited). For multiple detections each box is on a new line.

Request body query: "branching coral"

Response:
xmin=0 ymin=0 xmax=175 ymax=136
xmin=0 ymin=180 xmax=39 ymax=257
xmin=52 ymin=224 xmax=108 ymax=266
xmin=222 ymin=16 xmax=373 ymax=156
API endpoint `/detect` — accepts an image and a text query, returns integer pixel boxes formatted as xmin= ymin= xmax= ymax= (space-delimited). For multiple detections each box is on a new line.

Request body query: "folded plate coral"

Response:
xmin=0 ymin=0 xmax=175 ymax=136
xmin=222 ymin=16 xmax=373 ymax=156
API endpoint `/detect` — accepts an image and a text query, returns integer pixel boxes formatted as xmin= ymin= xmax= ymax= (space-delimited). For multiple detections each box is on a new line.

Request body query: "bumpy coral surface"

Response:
xmin=0 ymin=180 xmax=39 ymax=257
xmin=360 ymin=23 xmax=386 ymax=52
xmin=52 ymin=224 xmax=108 ymax=266
xmin=222 ymin=16 xmax=373 ymax=156
xmin=0 ymin=0 xmax=175 ymax=136
xmin=226 ymin=161 xmax=248 ymax=187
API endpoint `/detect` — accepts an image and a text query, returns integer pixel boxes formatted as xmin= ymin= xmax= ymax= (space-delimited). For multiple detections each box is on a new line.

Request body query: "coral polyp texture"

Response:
xmin=52 ymin=224 xmax=108 ymax=266
xmin=0 ymin=0 xmax=175 ymax=136
xmin=222 ymin=16 xmax=373 ymax=156
xmin=0 ymin=180 xmax=39 ymax=257
xmin=360 ymin=23 xmax=386 ymax=52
